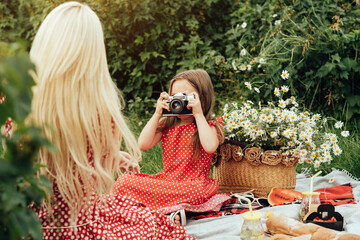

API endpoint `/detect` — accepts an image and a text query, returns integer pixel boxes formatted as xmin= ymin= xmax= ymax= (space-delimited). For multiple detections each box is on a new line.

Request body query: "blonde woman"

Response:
xmin=30 ymin=2 xmax=194 ymax=239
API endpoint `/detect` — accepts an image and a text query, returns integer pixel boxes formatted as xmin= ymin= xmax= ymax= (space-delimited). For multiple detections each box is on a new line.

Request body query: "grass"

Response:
xmin=126 ymin=111 xmax=163 ymax=175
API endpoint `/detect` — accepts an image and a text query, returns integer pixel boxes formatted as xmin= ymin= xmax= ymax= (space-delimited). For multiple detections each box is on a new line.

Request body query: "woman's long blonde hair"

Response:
xmin=30 ymin=1 xmax=141 ymax=221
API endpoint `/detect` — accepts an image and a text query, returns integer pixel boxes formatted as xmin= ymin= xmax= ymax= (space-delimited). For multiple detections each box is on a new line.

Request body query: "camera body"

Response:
xmin=162 ymin=93 xmax=194 ymax=116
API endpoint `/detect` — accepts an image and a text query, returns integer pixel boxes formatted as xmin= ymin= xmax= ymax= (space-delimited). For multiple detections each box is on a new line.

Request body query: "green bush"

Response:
xmin=0 ymin=0 xmax=235 ymax=108
xmin=0 ymin=43 xmax=52 ymax=240
xmin=201 ymin=0 xmax=360 ymax=131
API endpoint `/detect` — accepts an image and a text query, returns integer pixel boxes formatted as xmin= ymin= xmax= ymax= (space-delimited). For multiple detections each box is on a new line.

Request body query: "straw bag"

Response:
xmin=211 ymin=140 xmax=298 ymax=197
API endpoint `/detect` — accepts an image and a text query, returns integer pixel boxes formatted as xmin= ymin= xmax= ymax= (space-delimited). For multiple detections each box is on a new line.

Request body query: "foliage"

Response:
xmin=207 ymin=0 xmax=360 ymax=131
xmin=1 ymin=0 xmax=358 ymax=131
xmin=222 ymin=85 xmax=350 ymax=168
xmin=0 ymin=0 xmax=236 ymax=106
xmin=0 ymin=43 xmax=52 ymax=240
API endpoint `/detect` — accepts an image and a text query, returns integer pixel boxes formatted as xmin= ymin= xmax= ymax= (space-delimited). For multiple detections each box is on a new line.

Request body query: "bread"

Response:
xmin=266 ymin=214 xmax=360 ymax=240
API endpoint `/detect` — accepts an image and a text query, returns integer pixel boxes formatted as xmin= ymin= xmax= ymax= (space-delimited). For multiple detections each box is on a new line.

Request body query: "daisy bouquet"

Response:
xmin=222 ymin=85 xmax=350 ymax=168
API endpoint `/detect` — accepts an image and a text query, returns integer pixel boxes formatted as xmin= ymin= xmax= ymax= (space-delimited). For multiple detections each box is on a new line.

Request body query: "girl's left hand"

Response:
xmin=187 ymin=92 xmax=203 ymax=117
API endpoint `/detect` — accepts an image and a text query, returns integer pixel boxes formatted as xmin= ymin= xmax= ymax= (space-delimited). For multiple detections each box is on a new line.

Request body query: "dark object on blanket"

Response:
xmin=304 ymin=204 xmax=343 ymax=231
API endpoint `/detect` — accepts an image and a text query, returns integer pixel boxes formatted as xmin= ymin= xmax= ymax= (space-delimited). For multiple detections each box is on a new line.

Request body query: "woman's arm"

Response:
xmin=138 ymin=92 xmax=169 ymax=150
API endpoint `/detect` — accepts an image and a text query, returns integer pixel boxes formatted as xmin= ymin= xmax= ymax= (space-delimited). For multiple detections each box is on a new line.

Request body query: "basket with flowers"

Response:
xmin=212 ymin=85 xmax=349 ymax=197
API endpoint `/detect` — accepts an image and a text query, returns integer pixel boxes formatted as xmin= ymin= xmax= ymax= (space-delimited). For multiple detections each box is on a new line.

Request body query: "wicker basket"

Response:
xmin=211 ymin=140 xmax=298 ymax=197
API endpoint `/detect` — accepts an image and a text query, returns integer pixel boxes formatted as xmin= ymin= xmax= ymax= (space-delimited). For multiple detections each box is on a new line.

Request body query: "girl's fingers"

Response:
xmin=159 ymin=92 xmax=169 ymax=100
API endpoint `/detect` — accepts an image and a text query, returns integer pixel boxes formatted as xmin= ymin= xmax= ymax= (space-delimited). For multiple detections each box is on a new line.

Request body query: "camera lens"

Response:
xmin=170 ymin=99 xmax=184 ymax=114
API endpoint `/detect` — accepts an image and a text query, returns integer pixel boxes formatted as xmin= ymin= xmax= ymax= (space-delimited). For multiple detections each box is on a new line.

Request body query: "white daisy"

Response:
xmin=278 ymin=99 xmax=286 ymax=108
xmin=333 ymin=147 xmax=342 ymax=156
xmin=270 ymin=131 xmax=278 ymax=138
xmin=281 ymin=70 xmax=289 ymax=80
xmin=341 ymin=131 xmax=350 ymax=137
xmin=314 ymin=160 xmax=321 ymax=168
xmin=232 ymin=60 xmax=237 ymax=70
xmin=259 ymin=58 xmax=265 ymax=64
xmin=300 ymin=149 xmax=307 ymax=156
xmin=275 ymin=20 xmax=281 ymax=26
xmin=240 ymin=49 xmax=246 ymax=56
xmin=274 ymin=88 xmax=281 ymax=97
xmin=244 ymin=81 xmax=252 ymax=90
xmin=334 ymin=121 xmax=344 ymax=129
xmin=321 ymin=142 xmax=331 ymax=150
xmin=240 ymin=64 xmax=247 ymax=71
xmin=281 ymin=85 xmax=289 ymax=93
xmin=241 ymin=22 xmax=247 ymax=28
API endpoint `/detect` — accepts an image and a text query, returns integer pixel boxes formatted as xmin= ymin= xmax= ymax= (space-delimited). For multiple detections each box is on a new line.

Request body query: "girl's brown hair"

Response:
xmin=159 ymin=69 xmax=224 ymax=161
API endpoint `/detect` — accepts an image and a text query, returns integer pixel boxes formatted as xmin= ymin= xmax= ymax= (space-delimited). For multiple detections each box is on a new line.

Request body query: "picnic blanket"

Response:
xmin=185 ymin=169 xmax=360 ymax=239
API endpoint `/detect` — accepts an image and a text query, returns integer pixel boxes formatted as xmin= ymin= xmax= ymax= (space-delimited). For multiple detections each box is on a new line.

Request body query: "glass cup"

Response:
xmin=300 ymin=191 xmax=321 ymax=220
xmin=240 ymin=211 xmax=265 ymax=240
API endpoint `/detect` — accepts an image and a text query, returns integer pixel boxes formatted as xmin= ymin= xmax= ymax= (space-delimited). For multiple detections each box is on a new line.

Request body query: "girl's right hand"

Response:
xmin=155 ymin=92 xmax=170 ymax=116
xmin=119 ymin=151 xmax=140 ymax=174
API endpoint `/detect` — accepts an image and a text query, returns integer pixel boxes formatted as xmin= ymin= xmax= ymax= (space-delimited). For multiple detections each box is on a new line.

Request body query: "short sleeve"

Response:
xmin=208 ymin=116 xmax=224 ymax=127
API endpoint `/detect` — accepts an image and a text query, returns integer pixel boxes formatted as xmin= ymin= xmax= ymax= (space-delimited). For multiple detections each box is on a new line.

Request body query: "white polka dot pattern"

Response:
xmin=32 ymin=191 xmax=194 ymax=239
xmin=112 ymin=118 xmax=230 ymax=214
xmin=31 ymin=139 xmax=195 ymax=239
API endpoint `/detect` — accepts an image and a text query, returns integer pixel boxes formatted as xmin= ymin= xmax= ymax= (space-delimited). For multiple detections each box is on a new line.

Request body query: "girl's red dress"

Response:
xmin=112 ymin=118 xmax=230 ymax=214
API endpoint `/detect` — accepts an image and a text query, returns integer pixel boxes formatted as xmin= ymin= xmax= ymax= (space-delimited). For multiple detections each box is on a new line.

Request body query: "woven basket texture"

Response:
xmin=211 ymin=141 xmax=297 ymax=197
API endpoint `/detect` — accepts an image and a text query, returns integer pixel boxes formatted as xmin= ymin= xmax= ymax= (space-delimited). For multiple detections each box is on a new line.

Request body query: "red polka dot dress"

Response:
xmin=32 ymin=189 xmax=194 ymax=239
xmin=112 ymin=118 xmax=230 ymax=215
xmin=31 ymin=144 xmax=194 ymax=239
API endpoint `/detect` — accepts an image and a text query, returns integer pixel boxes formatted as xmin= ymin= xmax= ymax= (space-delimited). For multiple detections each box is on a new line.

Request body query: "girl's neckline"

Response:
xmin=174 ymin=121 xmax=195 ymax=128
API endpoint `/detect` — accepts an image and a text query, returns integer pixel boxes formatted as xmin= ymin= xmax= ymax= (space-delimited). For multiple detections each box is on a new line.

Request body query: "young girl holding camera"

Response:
xmin=112 ymin=69 xmax=230 ymax=226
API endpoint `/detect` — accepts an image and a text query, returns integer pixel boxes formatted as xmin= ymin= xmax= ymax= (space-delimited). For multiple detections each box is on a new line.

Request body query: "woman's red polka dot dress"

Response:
xmin=32 ymin=147 xmax=195 ymax=239
xmin=112 ymin=118 xmax=230 ymax=214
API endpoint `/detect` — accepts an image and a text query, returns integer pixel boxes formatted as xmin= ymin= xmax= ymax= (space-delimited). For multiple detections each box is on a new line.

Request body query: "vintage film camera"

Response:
xmin=162 ymin=93 xmax=194 ymax=116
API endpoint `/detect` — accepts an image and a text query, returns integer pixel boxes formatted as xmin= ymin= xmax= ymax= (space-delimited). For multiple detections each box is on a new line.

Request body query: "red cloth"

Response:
xmin=315 ymin=184 xmax=356 ymax=206
xmin=112 ymin=117 xmax=227 ymax=214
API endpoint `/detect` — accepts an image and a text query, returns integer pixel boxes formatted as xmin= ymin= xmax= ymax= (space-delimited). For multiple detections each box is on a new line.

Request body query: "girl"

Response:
xmin=30 ymin=2 xmax=194 ymax=239
xmin=112 ymin=69 xmax=230 ymax=226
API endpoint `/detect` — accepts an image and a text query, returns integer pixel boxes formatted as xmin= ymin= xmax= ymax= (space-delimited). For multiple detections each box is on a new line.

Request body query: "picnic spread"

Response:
xmin=184 ymin=169 xmax=360 ymax=239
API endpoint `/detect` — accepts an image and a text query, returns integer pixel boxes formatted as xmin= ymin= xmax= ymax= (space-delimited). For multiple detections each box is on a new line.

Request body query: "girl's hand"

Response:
xmin=119 ymin=151 xmax=140 ymax=173
xmin=187 ymin=92 xmax=203 ymax=117
xmin=155 ymin=92 xmax=170 ymax=116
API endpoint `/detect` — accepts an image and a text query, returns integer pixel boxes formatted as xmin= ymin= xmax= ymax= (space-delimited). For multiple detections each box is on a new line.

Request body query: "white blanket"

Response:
xmin=185 ymin=169 xmax=360 ymax=239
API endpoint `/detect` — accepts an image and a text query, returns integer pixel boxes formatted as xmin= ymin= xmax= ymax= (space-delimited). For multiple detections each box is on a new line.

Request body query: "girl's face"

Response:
xmin=170 ymin=79 xmax=199 ymax=122
xmin=170 ymin=79 xmax=198 ymax=96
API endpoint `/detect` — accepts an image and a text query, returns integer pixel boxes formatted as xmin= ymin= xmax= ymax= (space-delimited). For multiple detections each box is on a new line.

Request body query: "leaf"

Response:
xmin=331 ymin=53 xmax=341 ymax=63
xmin=139 ymin=52 xmax=150 ymax=62
xmin=339 ymin=71 xmax=348 ymax=80
xmin=347 ymin=95 xmax=360 ymax=107
xmin=316 ymin=62 xmax=336 ymax=78
xmin=342 ymin=57 xmax=357 ymax=71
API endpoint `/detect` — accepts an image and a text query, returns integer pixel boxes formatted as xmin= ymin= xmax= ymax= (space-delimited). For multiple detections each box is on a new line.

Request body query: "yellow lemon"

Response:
xmin=265 ymin=210 xmax=274 ymax=219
